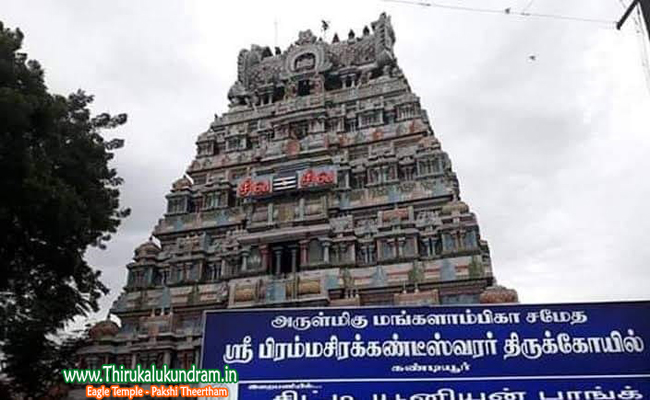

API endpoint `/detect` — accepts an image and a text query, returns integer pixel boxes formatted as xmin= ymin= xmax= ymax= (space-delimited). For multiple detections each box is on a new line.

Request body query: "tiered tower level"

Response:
xmin=79 ymin=14 xmax=517 ymax=371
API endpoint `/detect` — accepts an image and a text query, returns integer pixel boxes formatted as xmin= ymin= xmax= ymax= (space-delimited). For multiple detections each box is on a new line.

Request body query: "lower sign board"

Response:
xmin=202 ymin=301 xmax=650 ymax=400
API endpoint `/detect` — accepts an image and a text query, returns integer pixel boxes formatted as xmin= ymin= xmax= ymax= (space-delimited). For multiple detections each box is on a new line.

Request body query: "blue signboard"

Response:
xmin=202 ymin=302 xmax=650 ymax=400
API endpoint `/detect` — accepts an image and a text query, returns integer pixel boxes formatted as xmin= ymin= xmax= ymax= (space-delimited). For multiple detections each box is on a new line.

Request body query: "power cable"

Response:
xmin=521 ymin=0 xmax=537 ymax=14
xmin=632 ymin=4 xmax=650 ymax=93
xmin=381 ymin=0 xmax=618 ymax=27
xmin=617 ymin=0 xmax=650 ymax=93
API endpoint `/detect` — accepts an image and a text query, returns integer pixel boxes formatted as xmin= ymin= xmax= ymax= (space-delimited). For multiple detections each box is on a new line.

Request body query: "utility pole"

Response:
xmin=618 ymin=0 xmax=650 ymax=42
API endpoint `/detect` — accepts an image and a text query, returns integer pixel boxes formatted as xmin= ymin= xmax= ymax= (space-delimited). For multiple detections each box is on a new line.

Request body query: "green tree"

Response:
xmin=0 ymin=22 xmax=129 ymax=396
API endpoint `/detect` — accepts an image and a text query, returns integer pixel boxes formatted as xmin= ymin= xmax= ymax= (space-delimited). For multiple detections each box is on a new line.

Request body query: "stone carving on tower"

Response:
xmin=77 ymin=12 xmax=516 ymax=375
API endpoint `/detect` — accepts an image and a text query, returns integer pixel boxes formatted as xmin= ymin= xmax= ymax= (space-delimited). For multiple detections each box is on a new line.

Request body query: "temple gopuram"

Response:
xmin=78 ymin=13 xmax=517 ymax=375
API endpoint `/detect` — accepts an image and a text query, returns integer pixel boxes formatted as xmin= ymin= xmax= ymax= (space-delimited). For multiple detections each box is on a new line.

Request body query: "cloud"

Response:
xmin=3 ymin=0 xmax=649 ymax=326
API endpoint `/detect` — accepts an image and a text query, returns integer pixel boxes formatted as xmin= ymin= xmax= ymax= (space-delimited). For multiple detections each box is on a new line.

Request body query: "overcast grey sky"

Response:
xmin=4 ymin=0 xmax=649 ymax=325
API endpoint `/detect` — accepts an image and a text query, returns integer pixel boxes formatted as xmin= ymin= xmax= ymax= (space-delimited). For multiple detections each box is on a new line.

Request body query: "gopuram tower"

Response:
xmin=78 ymin=13 xmax=517 ymax=372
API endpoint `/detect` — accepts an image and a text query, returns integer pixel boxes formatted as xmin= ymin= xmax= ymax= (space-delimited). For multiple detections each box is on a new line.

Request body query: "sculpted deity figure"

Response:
xmin=227 ymin=80 xmax=248 ymax=106
xmin=284 ymin=80 xmax=298 ymax=100
xmin=408 ymin=261 xmax=425 ymax=290
xmin=312 ymin=75 xmax=325 ymax=94
xmin=340 ymin=267 xmax=355 ymax=298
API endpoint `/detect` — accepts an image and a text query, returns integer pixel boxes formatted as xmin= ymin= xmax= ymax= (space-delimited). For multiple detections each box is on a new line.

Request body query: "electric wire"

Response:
xmin=381 ymin=0 xmax=618 ymax=27
xmin=617 ymin=0 xmax=650 ymax=94
xmin=383 ymin=0 xmax=649 ymax=94
xmin=632 ymin=4 xmax=650 ymax=93
xmin=521 ymin=0 xmax=537 ymax=14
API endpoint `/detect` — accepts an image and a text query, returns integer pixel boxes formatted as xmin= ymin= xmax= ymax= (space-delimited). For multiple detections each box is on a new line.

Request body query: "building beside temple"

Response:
xmin=77 ymin=13 xmax=517 ymax=374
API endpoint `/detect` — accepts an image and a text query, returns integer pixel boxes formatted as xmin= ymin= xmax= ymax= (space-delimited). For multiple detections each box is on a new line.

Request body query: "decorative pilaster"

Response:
xmin=195 ymin=262 xmax=203 ymax=282
xmin=398 ymin=237 xmax=406 ymax=258
xmin=290 ymin=247 xmax=298 ymax=274
xmin=267 ymin=203 xmax=274 ymax=224
xmin=299 ymin=198 xmax=305 ymax=219
xmin=241 ymin=249 xmax=249 ymax=272
xmin=299 ymin=240 xmax=309 ymax=265
xmin=274 ymin=249 xmax=282 ymax=275
xmin=322 ymin=240 xmax=331 ymax=263
xmin=260 ymin=245 xmax=269 ymax=272
xmin=290 ymin=246 xmax=299 ymax=299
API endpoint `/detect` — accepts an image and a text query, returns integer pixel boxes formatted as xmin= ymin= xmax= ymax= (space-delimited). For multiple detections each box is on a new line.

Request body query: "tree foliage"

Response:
xmin=0 ymin=21 xmax=129 ymax=396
